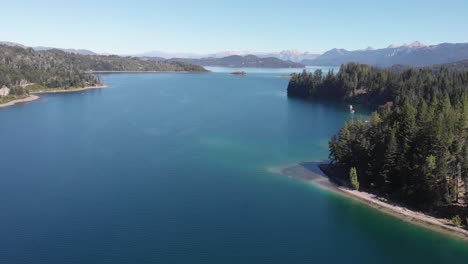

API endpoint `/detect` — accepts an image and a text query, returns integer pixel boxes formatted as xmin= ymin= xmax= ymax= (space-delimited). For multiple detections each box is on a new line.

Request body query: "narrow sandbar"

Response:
xmin=0 ymin=85 xmax=108 ymax=109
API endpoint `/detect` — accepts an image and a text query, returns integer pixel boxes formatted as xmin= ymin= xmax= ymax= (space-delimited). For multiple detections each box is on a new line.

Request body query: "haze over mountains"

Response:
xmin=2 ymin=40 xmax=468 ymax=68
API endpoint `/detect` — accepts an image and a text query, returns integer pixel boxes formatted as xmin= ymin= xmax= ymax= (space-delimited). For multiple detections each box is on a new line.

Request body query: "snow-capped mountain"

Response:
xmin=136 ymin=49 xmax=319 ymax=62
xmin=305 ymin=41 xmax=468 ymax=67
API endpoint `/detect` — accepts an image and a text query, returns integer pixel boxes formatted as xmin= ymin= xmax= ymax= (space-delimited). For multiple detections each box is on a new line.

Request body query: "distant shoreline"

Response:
xmin=272 ymin=161 xmax=468 ymax=241
xmin=91 ymin=70 xmax=209 ymax=73
xmin=30 ymin=84 xmax=108 ymax=94
xmin=0 ymin=84 xmax=108 ymax=109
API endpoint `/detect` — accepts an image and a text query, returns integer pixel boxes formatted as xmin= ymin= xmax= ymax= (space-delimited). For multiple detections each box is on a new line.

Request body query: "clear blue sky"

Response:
xmin=3 ymin=0 xmax=467 ymax=54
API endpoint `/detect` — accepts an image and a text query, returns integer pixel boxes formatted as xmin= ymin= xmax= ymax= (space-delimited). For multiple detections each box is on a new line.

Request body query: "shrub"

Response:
xmin=451 ymin=215 xmax=462 ymax=226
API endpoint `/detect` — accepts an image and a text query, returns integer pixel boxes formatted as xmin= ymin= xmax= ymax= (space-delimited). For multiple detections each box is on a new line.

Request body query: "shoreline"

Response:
xmin=272 ymin=161 xmax=468 ymax=241
xmin=0 ymin=95 xmax=40 ymax=108
xmin=30 ymin=84 xmax=108 ymax=94
xmin=0 ymin=85 xmax=108 ymax=109
xmin=91 ymin=70 xmax=209 ymax=73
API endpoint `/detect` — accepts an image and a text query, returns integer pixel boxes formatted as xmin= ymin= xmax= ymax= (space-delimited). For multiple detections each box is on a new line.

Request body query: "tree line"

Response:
xmin=287 ymin=63 xmax=467 ymax=109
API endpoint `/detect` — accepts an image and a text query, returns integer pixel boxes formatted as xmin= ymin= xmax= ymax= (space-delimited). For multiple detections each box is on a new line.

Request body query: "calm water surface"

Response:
xmin=0 ymin=68 xmax=467 ymax=263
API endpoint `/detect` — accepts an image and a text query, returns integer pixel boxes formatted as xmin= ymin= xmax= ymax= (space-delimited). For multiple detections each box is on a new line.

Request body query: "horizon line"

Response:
xmin=2 ymin=39 xmax=468 ymax=57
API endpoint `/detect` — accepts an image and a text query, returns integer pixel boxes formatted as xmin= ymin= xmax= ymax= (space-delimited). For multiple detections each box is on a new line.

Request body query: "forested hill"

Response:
xmin=287 ymin=63 xmax=468 ymax=108
xmin=169 ymin=55 xmax=305 ymax=68
xmin=433 ymin=59 xmax=468 ymax=72
xmin=0 ymin=45 xmax=207 ymax=89
xmin=390 ymin=59 xmax=468 ymax=73
xmin=288 ymin=63 xmax=468 ymax=216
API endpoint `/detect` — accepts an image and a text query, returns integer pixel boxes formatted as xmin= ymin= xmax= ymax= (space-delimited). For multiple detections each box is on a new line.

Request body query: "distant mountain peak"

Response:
xmin=138 ymin=49 xmax=319 ymax=62
xmin=403 ymin=41 xmax=426 ymax=48
xmin=275 ymin=49 xmax=319 ymax=62
xmin=306 ymin=41 xmax=468 ymax=67
xmin=388 ymin=41 xmax=427 ymax=49
xmin=326 ymin=48 xmax=347 ymax=55
xmin=279 ymin=49 xmax=303 ymax=55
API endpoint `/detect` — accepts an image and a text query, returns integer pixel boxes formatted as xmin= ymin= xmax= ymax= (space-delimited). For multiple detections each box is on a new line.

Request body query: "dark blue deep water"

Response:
xmin=1 ymin=70 xmax=467 ymax=263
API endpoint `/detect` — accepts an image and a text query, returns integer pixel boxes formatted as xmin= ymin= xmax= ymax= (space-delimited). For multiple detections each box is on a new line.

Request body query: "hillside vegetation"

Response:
xmin=0 ymin=45 xmax=207 ymax=91
xmin=288 ymin=63 xmax=467 ymax=108
xmin=169 ymin=55 xmax=305 ymax=68
xmin=288 ymin=63 xmax=468 ymax=215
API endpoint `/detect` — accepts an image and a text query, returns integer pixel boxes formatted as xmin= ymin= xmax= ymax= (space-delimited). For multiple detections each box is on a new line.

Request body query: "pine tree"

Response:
xmin=381 ymin=126 xmax=398 ymax=190
xmin=350 ymin=167 xmax=359 ymax=190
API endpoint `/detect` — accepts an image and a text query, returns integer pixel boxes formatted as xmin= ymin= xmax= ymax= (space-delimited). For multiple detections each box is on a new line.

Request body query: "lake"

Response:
xmin=0 ymin=68 xmax=467 ymax=263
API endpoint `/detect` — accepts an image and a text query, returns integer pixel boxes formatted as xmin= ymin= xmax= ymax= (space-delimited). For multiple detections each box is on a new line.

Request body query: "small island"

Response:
xmin=231 ymin=71 xmax=247 ymax=76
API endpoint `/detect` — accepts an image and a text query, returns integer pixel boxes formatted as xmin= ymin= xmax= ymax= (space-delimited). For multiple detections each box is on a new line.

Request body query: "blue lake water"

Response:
xmin=0 ymin=69 xmax=467 ymax=263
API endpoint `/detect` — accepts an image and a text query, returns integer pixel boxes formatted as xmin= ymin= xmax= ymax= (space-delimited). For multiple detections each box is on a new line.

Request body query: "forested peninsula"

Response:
xmin=287 ymin=63 xmax=468 ymax=230
xmin=169 ymin=55 xmax=305 ymax=68
xmin=0 ymin=45 xmax=207 ymax=106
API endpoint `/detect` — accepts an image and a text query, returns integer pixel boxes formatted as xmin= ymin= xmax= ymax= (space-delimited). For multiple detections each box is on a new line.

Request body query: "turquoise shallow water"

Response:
xmin=0 ymin=70 xmax=467 ymax=263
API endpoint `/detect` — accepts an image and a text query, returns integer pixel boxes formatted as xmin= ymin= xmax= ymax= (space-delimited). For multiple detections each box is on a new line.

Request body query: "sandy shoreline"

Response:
xmin=0 ymin=85 xmax=108 ymax=109
xmin=272 ymin=161 xmax=468 ymax=241
xmin=0 ymin=95 xmax=40 ymax=108
xmin=30 ymin=84 xmax=108 ymax=94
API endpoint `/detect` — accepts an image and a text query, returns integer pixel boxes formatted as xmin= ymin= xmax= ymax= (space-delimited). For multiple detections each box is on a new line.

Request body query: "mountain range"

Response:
xmin=166 ymin=55 xmax=305 ymax=68
xmin=0 ymin=41 xmax=308 ymax=68
xmin=3 ymin=40 xmax=468 ymax=68
xmin=135 ymin=42 xmax=468 ymax=68
xmin=304 ymin=42 xmax=468 ymax=67
xmin=135 ymin=49 xmax=319 ymax=62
